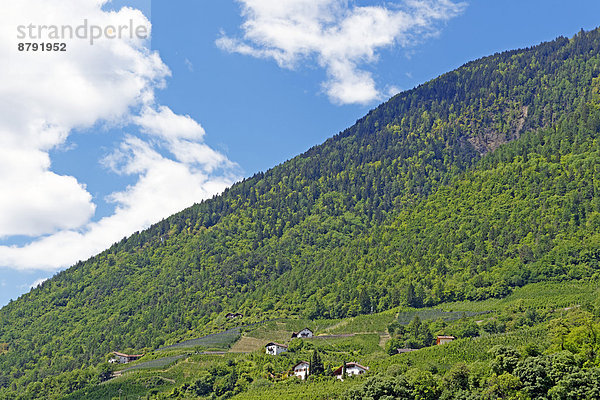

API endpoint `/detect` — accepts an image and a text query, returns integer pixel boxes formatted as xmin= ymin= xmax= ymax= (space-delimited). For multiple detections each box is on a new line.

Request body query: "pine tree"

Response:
xmin=406 ymin=283 xmax=416 ymax=307
xmin=359 ymin=289 xmax=371 ymax=314
xmin=311 ymin=350 xmax=324 ymax=376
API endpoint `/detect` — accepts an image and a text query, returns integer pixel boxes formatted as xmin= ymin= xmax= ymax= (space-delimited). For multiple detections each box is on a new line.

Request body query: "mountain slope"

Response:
xmin=2 ymin=28 xmax=600 ymax=398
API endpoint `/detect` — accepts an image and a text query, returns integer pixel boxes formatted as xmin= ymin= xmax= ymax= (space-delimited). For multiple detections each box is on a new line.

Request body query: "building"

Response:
xmin=112 ymin=351 xmax=144 ymax=364
xmin=291 ymin=361 xmax=310 ymax=380
xmin=436 ymin=335 xmax=455 ymax=345
xmin=225 ymin=312 xmax=243 ymax=319
xmin=291 ymin=327 xmax=314 ymax=339
xmin=265 ymin=342 xmax=288 ymax=356
xmin=397 ymin=348 xmax=417 ymax=354
xmin=333 ymin=362 xmax=369 ymax=380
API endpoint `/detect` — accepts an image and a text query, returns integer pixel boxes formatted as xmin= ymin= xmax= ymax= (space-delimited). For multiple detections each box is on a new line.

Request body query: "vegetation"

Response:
xmin=158 ymin=329 xmax=241 ymax=352
xmin=44 ymin=282 xmax=597 ymax=400
xmin=2 ymin=27 xmax=600 ymax=399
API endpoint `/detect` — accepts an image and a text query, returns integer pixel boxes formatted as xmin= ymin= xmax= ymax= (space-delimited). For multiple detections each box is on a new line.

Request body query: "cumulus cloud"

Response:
xmin=217 ymin=0 xmax=466 ymax=104
xmin=133 ymin=106 xmax=206 ymax=141
xmin=0 ymin=136 xmax=235 ymax=271
xmin=0 ymin=0 xmax=239 ymax=270
xmin=131 ymin=106 xmax=235 ymax=171
xmin=0 ymin=147 xmax=95 ymax=237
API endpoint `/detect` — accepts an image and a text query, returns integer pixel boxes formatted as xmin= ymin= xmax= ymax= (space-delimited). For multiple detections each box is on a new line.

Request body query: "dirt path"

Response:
xmin=323 ymin=319 xmax=349 ymax=333
xmin=310 ymin=334 xmax=355 ymax=339
xmin=379 ymin=333 xmax=391 ymax=348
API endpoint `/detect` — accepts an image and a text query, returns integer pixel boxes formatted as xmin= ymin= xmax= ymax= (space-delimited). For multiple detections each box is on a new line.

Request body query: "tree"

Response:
xmin=482 ymin=372 xmax=523 ymax=399
xmin=359 ymin=289 xmax=372 ymax=314
xmin=288 ymin=338 xmax=304 ymax=352
xmin=386 ymin=338 xmax=403 ymax=355
xmin=96 ymin=363 xmax=112 ymax=383
xmin=548 ymin=368 xmax=600 ymax=400
xmin=455 ymin=319 xmax=480 ymax=338
xmin=310 ymin=350 xmax=324 ymax=376
xmin=190 ymin=375 xmax=213 ymax=397
xmin=514 ymin=356 xmax=552 ymax=398
xmin=442 ymin=363 xmax=470 ymax=392
xmin=489 ymin=346 xmax=520 ymax=375
xmin=346 ymin=376 xmax=413 ymax=400
xmin=406 ymin=283 xmax=418 ymax=307
xmin=404 ymin=316 xmax=433 ymax=349
xmin=387 ymin=321 xmax=404 ymax=337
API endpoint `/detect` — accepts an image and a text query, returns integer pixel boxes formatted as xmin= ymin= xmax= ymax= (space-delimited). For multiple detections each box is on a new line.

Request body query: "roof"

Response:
xmin=333 ymin=362 xmax=369 ymax=375
xmin=437 ymin=335 xmax=456 ymax=339
xmin=113 ymin=351 xmax=144 ymax=358
xmin=292 ymin=361 xmax=310 ymax=368
xmin=265 ymin=342 xmax=288 ymax=348
xmin=397 ymin=348 xmax=417 ymax=353
xmin=292 ymin=327 xmax=314 ymax=336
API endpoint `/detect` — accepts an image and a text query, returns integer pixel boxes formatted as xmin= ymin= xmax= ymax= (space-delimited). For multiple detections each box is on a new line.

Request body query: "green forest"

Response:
xmin=2 ymin=27 xmax=600 ymax=399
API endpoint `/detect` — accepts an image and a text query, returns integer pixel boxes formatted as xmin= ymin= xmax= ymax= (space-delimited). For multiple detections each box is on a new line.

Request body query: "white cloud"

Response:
xmin=130 ymin=105 xmax=235 ymax=172
xmin=0 ymin=147 xmax=95 ymax=237
xmin=30 ymin=278 xmax=48 ymax=289
xmin=217 ymin=0 xmax=466 ymax=104
xmin=386 ymin=85 xmax=401 ymax=98
xmin=133 ymin=106 xmax=205 ymax=141
xmin=0 ymin=137 xmax=235 ymax=271
xmin=185 ymin=58 xmax=194 ymax=72
xmin=0 ymin=0 xmax=239 ymax=270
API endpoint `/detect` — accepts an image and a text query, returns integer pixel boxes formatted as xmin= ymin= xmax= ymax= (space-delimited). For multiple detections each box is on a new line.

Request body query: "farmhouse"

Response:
xmin=265 ymin=342 xmax=288 ymax=356
xmin=225 ymin=312 xmax=243 ymax=319
xmin=291 ymin=327 xmax=314 ymax=339
xmin=291 ymin=361 xmax=310 ymax=380
xmin=436 ymin=335 xmax=455 ymax=345
xmin=333 ymin=362 xmax=369 ymax=380
xmin=112 ymin=351 xmax=144 ymax=364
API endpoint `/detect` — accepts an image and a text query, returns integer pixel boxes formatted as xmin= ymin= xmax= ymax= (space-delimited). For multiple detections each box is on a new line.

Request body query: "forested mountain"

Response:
xmin=2 ymin=28 xmax=600 ymax=399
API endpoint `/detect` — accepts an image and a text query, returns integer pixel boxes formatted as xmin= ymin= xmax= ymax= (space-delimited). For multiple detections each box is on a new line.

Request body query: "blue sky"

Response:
xmin=1 ymin=0 xmax=600 ymax=307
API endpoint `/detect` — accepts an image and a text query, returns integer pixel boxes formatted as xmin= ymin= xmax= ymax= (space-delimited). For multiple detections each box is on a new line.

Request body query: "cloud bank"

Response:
xmin=0 ymin=0 xmax=238 ymax=270
xmin=217 ymin=0 xmax=466 ymax=105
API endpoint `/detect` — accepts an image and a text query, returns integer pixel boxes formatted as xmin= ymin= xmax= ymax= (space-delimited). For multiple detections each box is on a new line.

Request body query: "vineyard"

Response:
xmin=396 ymin=310 xmax=489 ymax=325
xmin=437 ymin=280 xmax=600 ymax=313
xmin=70 ymin=278 xmax=600 ymax=399
xmin=121 ymin=354 xmax=188 ymax=372
xmin=158 ymin=328 xmax=242 ymax=352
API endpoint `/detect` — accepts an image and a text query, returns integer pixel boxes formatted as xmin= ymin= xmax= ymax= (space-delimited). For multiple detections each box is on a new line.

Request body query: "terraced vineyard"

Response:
xmin=65 ymin=278 xmax=598 ymax=399
xmin=158 ymin=328 xmax=242 ymax=351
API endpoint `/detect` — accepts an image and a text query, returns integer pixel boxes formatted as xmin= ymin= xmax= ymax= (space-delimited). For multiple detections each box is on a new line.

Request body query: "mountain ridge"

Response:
xmin=2 ymin=27 xmax=600 ymax=399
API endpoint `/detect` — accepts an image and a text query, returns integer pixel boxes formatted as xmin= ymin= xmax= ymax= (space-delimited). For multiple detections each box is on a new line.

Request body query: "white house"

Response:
xmin=333 ymin=362 xmax=369 ymax=380
xmin=291 ymin=328 xmax=314 ymax=339
xmin=292 ymin=361 xmax=310 ymax=380
xmin=265 ymin=342 xmax=288 ymax=356
xmin=112 ymin=351 xmax=143 ymax=364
